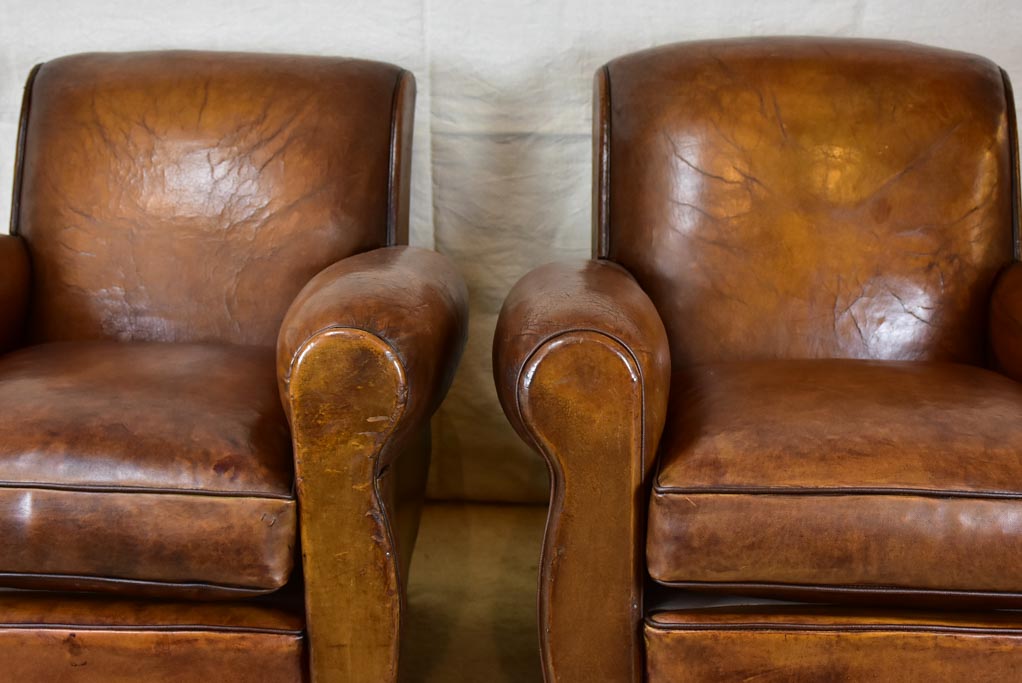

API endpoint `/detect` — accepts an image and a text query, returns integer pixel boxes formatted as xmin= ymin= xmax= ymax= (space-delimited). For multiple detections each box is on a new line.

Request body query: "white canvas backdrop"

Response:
xmin=2 ymin=0 xmax=1020 ymax=502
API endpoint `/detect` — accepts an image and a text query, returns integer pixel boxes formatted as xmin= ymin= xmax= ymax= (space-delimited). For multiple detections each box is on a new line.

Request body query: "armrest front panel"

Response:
xmin=277 ymin=245 xmax=467 ymax=683
xmin=493 ymin=259 xmax=670 ymax=683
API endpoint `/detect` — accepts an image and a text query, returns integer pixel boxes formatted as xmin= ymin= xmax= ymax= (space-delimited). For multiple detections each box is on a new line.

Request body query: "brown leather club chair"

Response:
xmin=494 ymin=37 xmax=1022 ymax=681
xmin=0 ymin=51 xmax=466 ymax=682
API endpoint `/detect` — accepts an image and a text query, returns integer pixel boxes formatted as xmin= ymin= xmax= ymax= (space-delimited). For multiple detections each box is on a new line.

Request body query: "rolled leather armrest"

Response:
xmin=494 ymin=259 xmax=671 ymax=448
xmin=492 ymin=259 xmax=670 ymax=683
xmin=0 ymin=234 xmax=30 ymax=353
xmin=275 ymin=244 xmax=467 ymax=683
xmin=990 ymin=261 xmax=1022 ymax=382
xmin=277 ymin=245 xmax=468 ymax=438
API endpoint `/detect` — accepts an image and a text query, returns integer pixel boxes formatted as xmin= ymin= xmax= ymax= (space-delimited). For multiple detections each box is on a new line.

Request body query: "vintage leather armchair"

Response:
xmin=494 ymin=38 xmax=1022 ymax=681
xmin=0 ymin=51 xmax=467 ymax=681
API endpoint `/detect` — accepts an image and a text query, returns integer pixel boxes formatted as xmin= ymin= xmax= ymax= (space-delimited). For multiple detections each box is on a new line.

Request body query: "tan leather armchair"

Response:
xmin=494 ymin=37 xmax=1022 ymax=681
xmin=0 ymin=51 xmax=467 ymax=682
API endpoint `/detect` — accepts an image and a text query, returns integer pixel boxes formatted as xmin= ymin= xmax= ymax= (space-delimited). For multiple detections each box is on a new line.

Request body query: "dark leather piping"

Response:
xmin=0 ymin=480 xmax=295 ymax=500
xmin=0 ymin=623 xmax=305 ymax=636
xmin=594 ymin=65 xmax=611 ymax=259
xmin=1003 ymin=68 xmax=1020 ymax=261
xmin=653 ymin=483 xmax=1022 ymax=500
xmin=9 ymin=62 xmax=41 ymax=236
xmin=385 ymin=69 xmax=408 ymax=247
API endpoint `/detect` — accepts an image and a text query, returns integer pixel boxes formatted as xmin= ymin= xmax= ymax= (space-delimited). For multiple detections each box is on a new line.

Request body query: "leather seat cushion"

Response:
xmin=0 ymin=342 xmax=296 ymax=598
xmin=648 ymin=360 xmax=1022 ymax=600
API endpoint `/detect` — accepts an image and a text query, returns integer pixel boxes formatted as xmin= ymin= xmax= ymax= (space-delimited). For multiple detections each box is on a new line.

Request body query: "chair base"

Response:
xmin=0 ymin=591 xmax=306 ymax=682
xmin=646 ymin=597 xmax=1022 ymax=681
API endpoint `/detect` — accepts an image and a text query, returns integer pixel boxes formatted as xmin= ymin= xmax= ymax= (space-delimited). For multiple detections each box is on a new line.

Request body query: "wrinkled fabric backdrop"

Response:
xmin=2 ymin=0 xmax=1020 ymax=502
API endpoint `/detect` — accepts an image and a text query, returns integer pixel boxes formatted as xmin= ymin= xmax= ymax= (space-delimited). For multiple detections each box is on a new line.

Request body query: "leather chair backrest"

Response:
xmin=12 ymin=51 xmax=413 ymax=345
xmin=597 ymin=38 xmax=1018 ymax=366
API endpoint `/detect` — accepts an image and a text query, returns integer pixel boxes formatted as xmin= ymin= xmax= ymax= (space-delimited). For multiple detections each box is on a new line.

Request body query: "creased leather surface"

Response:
xmin=604 ymin=37 xmax=1013 ymax=366
xmin=647 ymin=607 xmax=1022 ymax=682
xmin=0 ymin=341 xmax=296 ymax=596
xmin=18 ymin=51 xmax=403 ymax=346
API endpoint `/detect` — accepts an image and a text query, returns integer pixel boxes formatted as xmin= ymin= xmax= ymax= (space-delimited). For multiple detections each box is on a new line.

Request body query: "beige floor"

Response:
xmin=400 ymin=502 xmax=547 ymax=683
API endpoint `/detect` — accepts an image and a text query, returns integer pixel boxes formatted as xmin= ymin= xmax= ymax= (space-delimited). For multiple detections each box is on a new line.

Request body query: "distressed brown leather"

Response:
xmin=16 ymin=51 xmax=407 ymax=345
xmin=5 ymin=50 xmax=464 ymax=683
xmin=0 ymin=593 xmax=304 ymax=681
xmin=646 ymin=607 xmax=1022 ymax=681
xmin=278 ymin=244 xmax=468 ymax=682
xmin=600 ymin=37 xmax=1014 ymax=367
xmin=0 ymin=234 xmax=30 ymax=353
xmin=495 ymin=37 xmax=1021 ymax=682
xmin=493 ymin=260 xmax=670 ymax=683
xmin=0 ymin=341 xmax=295 ymax=596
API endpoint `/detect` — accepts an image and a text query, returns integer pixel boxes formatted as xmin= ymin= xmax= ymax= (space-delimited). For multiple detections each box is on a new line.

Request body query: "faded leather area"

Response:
xmin=17 ymin=51 xmax=403 ymax=346
xmin=0 ymin=342 xmax=296 ymax=596
xmin=646 ymin=606 xmax=1022 ymax=682
xmin=649 ymin=360 xmax=1022 ymax=594
xmin=0 ymin=593 xmax=304 ymax=681
xmin=604 ymin=38 xmax=1013 ymax=366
